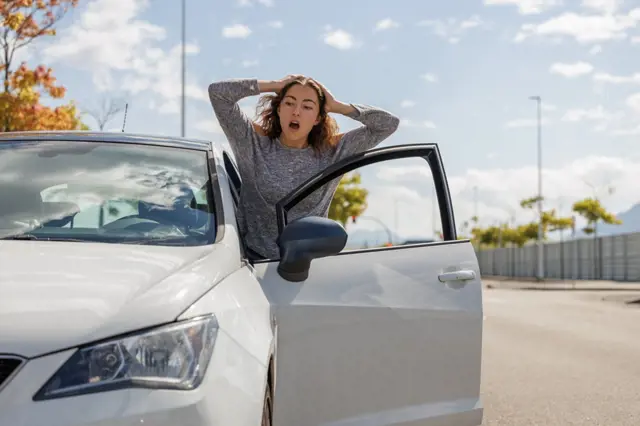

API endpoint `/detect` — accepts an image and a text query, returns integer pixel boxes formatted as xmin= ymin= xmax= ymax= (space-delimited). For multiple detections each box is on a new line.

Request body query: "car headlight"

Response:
xmin=33 ymin=315 xmax=219 ymax=401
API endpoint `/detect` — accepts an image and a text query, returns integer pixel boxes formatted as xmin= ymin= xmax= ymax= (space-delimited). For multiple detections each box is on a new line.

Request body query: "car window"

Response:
xmin=332 ymin=157 xmax=443 ymax=251
xmin=222 ymin=151 xmax=241 ymax=206
xmin=0 ymin=140 xmax=216 ymax=246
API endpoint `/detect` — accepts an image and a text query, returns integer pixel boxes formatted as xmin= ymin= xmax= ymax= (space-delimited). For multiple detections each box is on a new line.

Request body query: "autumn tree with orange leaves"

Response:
xmin=0 ymin=0 xmax=87 ymax=132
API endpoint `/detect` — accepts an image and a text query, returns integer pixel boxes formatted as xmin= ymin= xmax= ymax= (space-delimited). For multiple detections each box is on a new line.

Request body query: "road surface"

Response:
xmin=481 ymin=287 xmax=640 ymax=425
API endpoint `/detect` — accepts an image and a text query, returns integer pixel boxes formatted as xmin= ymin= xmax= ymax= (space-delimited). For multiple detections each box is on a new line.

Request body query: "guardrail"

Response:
xmin=475 ymin=231 xmax=640 ymax=282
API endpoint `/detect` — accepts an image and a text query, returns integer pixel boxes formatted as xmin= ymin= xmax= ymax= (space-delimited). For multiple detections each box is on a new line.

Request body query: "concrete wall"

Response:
xmin=476 ymin=232 xmax=640 ymax=281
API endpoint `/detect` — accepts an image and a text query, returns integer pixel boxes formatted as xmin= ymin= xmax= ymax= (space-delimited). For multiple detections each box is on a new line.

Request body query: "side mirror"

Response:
xmin=276 ymin=216 xmax=347 ymax=282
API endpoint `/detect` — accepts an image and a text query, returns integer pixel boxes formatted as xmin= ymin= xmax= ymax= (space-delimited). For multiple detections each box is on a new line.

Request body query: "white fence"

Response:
xmin=476 ymin=231 xmax=640 ymax=282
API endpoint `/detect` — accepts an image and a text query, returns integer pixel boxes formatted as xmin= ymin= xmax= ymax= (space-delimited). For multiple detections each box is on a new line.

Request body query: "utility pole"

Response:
xmin=529 ymin=95 xmax=544 ymax=281
xmin=181 ymin=0 xmax=186 ymax=138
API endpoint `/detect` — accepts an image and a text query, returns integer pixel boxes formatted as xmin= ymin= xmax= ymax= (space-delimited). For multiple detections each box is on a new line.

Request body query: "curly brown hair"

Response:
xmin=255 ymin=76 xmax=340 ymax=153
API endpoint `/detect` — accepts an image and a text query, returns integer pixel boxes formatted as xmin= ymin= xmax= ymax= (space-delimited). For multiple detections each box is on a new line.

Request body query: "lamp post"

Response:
xmin=529 ymin=95 xmax=544 ymax=280
xmin=352 ymin=215 xmax=394 ymax=247
xmin=181 ymin=0 xmax=186 ymax=138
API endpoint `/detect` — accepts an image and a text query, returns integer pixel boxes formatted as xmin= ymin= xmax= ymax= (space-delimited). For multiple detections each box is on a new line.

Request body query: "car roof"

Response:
xmin=0 ymin=131 xmax=216 ymax=152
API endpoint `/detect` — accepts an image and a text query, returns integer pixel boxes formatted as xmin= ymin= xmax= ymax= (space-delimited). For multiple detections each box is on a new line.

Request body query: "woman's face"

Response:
xmin=278 ymin=83 xmax=321 ymax=142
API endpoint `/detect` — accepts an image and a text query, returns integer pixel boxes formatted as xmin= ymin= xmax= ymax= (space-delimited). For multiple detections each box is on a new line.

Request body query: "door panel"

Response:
xmin=253 ymin=240 xmax=483 ymax=425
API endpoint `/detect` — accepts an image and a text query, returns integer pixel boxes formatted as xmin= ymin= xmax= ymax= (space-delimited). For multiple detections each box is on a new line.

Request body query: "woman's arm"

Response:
xmin=208 ymin=76 xmax=302 ymax=138
xmin=208 ymin=78 xmax=264 ymax=139
xmin=314 ymin=79 xmax=400 ymax=157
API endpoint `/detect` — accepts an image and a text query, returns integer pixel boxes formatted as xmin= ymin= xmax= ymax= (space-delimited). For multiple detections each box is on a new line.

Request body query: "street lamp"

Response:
xmin=181 ymin=0 xmax=186 ymax=138
xmin=351 ymin=215 xmax=394 ymax=246
xmin=529 ymin=95 xmax=544 ymax=280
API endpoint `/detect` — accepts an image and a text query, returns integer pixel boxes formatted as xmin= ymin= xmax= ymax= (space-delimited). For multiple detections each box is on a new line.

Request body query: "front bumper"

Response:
xmin=0 ymin=331 xmax=266 ymax=426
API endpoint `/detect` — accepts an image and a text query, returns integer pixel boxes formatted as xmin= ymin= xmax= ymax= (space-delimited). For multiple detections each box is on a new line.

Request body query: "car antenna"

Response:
xmin=121 ymin=103 xmax=128 ymax=132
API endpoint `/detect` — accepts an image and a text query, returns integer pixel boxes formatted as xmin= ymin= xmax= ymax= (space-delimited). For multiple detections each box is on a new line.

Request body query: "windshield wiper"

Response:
xmin=0 ymin=234 xmax=86 ymax=242
xmin=1 ymin=234 xmax=39 ymax=240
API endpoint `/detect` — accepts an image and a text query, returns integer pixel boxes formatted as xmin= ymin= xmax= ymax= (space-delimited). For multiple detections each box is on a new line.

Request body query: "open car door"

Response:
xmin=250 ymin=144 xmax=484 ymax=426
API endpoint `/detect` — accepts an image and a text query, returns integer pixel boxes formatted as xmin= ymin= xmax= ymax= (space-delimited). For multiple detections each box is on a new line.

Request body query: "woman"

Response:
xmin=208 ymin=74 xmax=399 ymax=260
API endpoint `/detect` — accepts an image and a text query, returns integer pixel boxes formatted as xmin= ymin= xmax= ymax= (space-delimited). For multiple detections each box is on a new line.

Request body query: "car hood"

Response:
xmin=0 ymin=240 xmax=239 ymax=358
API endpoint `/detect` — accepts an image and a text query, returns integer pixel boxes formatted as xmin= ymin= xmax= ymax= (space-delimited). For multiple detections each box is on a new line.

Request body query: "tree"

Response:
xmin=571 ymin=197 xmax=622 ymax=236
xmin=84 ymin=96 xmax=126 ymax=131
xmin=547 ymin=211 xmax=574 ymax=239
xmin=519 ymin=195 xmax=574 ymax=239
xmin=328 ymin=172 xmax=368 ymax=226
xmin=519 ymin=195 xmax=543 ymax=210
xmin=0 ymin=0 xmax=85 ymax=132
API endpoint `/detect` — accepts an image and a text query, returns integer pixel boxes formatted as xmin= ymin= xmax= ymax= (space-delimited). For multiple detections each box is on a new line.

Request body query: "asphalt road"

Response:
xmin=480 ymin=287 xmax=640 ymax=425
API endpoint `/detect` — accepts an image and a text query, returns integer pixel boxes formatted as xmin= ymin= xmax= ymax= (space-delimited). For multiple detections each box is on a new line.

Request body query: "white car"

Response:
xmin=0 ymin=132 xmax=484 ymax=426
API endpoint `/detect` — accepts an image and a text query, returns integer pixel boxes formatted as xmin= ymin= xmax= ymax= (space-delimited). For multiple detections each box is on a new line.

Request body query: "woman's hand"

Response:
xmin=277 ymin=74 xmax=305 ymax=91
xmin=313 ymin=78 xmax=354 ymax=115
xmin=258 ymin=74 xmax=304 ymax=94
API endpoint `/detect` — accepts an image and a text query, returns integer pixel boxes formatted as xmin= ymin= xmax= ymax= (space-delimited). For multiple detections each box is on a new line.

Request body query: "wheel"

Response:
xmin=261 ymin=379 xmax=273 ymax=426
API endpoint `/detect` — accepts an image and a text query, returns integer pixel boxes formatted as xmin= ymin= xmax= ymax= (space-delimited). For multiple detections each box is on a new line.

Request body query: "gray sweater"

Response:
xmin=208 ymin=78 xmax=400 ymax=259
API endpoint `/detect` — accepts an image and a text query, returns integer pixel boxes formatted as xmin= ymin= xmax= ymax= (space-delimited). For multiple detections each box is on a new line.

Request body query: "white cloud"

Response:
xmin=417 ymin=15 xmax=487 ymax=44
xmin=346 ymin=182 xmax=440 ymax=240
xmin=401 ymin=119 xmax=437 ymax=129
xmin=589 ymin=44 xmax=603 ymax=54
xmin=561 ymin=105 xmax=619 ymax=121
xmin=593 ymin=71 xmax=640 ymax=84
xmin=582 ymin=0 xmax=620 ymax=14
xmin=514 ymin=10 xmax=640 ymax=44
xmin=549 ymin=61 xmax=594 ymax=77
xmin=44 ymin=0 xmax=164 ymax=73
xmin=561 ymin=105 xmax=624 ymax=131
xmin=421 ymin=73 xmax=438 ymax=83
xmin=222 ymin=24 xmax=252 ymax=38
xmin=505 ymin=118 xmax=550 ymax=128
xmin=370 ymin=155 xmax=640 ymax=235
xmin=612 ymin=125 xmax=640 ymax=135
xmin=323 ymin=27 xmax=358 ymax=50
xmin=484 ymin=0 xmax=561 ymax=15
xmin=400 ymin=100 xmax=416 ymax=108
xmin=42 ymin=0 xmax=207 ymax=115
xmin=267 ymin=20 xmax=283 ymax=29
xmin=626 ymin=93 xmax=640 ymax=113
xmin=375 ymin=18 xmax=400 ymax=31
xmin=237 ymin=0 xmax=273 ymax=6
xmin=377 ymin=165 xmax=433 ymax=181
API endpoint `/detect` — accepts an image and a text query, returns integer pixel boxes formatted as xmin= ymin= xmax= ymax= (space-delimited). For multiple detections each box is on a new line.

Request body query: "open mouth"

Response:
xmin=289 ymin=121 xmax=300 ymax=130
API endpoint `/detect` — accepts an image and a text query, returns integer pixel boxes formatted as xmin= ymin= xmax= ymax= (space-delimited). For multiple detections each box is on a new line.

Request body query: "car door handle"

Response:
xmin=438 ymin=270 xmax=476 ymax=283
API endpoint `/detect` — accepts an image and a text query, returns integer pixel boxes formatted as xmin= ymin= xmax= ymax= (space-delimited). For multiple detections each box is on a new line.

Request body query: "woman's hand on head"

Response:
xmin=277 ymin=74 xmax=305 ymax=91
xmin=310 ymin=79 xmax=337 ymax=113
xmin=258 ymin=75 xmax=304 ymax=94
xmin=312 ymin=78 xmax=353 ymax=116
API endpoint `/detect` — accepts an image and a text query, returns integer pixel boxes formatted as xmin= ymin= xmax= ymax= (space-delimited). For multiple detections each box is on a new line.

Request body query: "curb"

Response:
xmin=482 ymin=277 xmax=640 ymax=292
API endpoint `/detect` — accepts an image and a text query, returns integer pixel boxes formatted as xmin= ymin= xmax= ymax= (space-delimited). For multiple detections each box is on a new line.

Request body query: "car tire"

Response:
xmin=261 ymin=380 xmax=273 ymax=426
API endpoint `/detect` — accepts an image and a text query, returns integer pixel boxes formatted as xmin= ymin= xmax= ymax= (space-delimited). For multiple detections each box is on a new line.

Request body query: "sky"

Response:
xmin=16 ymin=0 xmax=640 ymax=242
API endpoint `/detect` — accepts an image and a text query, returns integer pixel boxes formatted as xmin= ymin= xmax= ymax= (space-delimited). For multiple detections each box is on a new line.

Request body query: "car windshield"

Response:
xmin=0 ymin=139 xmax=216 ymax=246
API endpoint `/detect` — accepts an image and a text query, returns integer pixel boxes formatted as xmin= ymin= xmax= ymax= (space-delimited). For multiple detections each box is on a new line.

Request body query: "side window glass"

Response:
xmin=328 ymin=157 xmax=442 ymax=252
xmin=223 ymin=152 xmax=242 ymax=203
